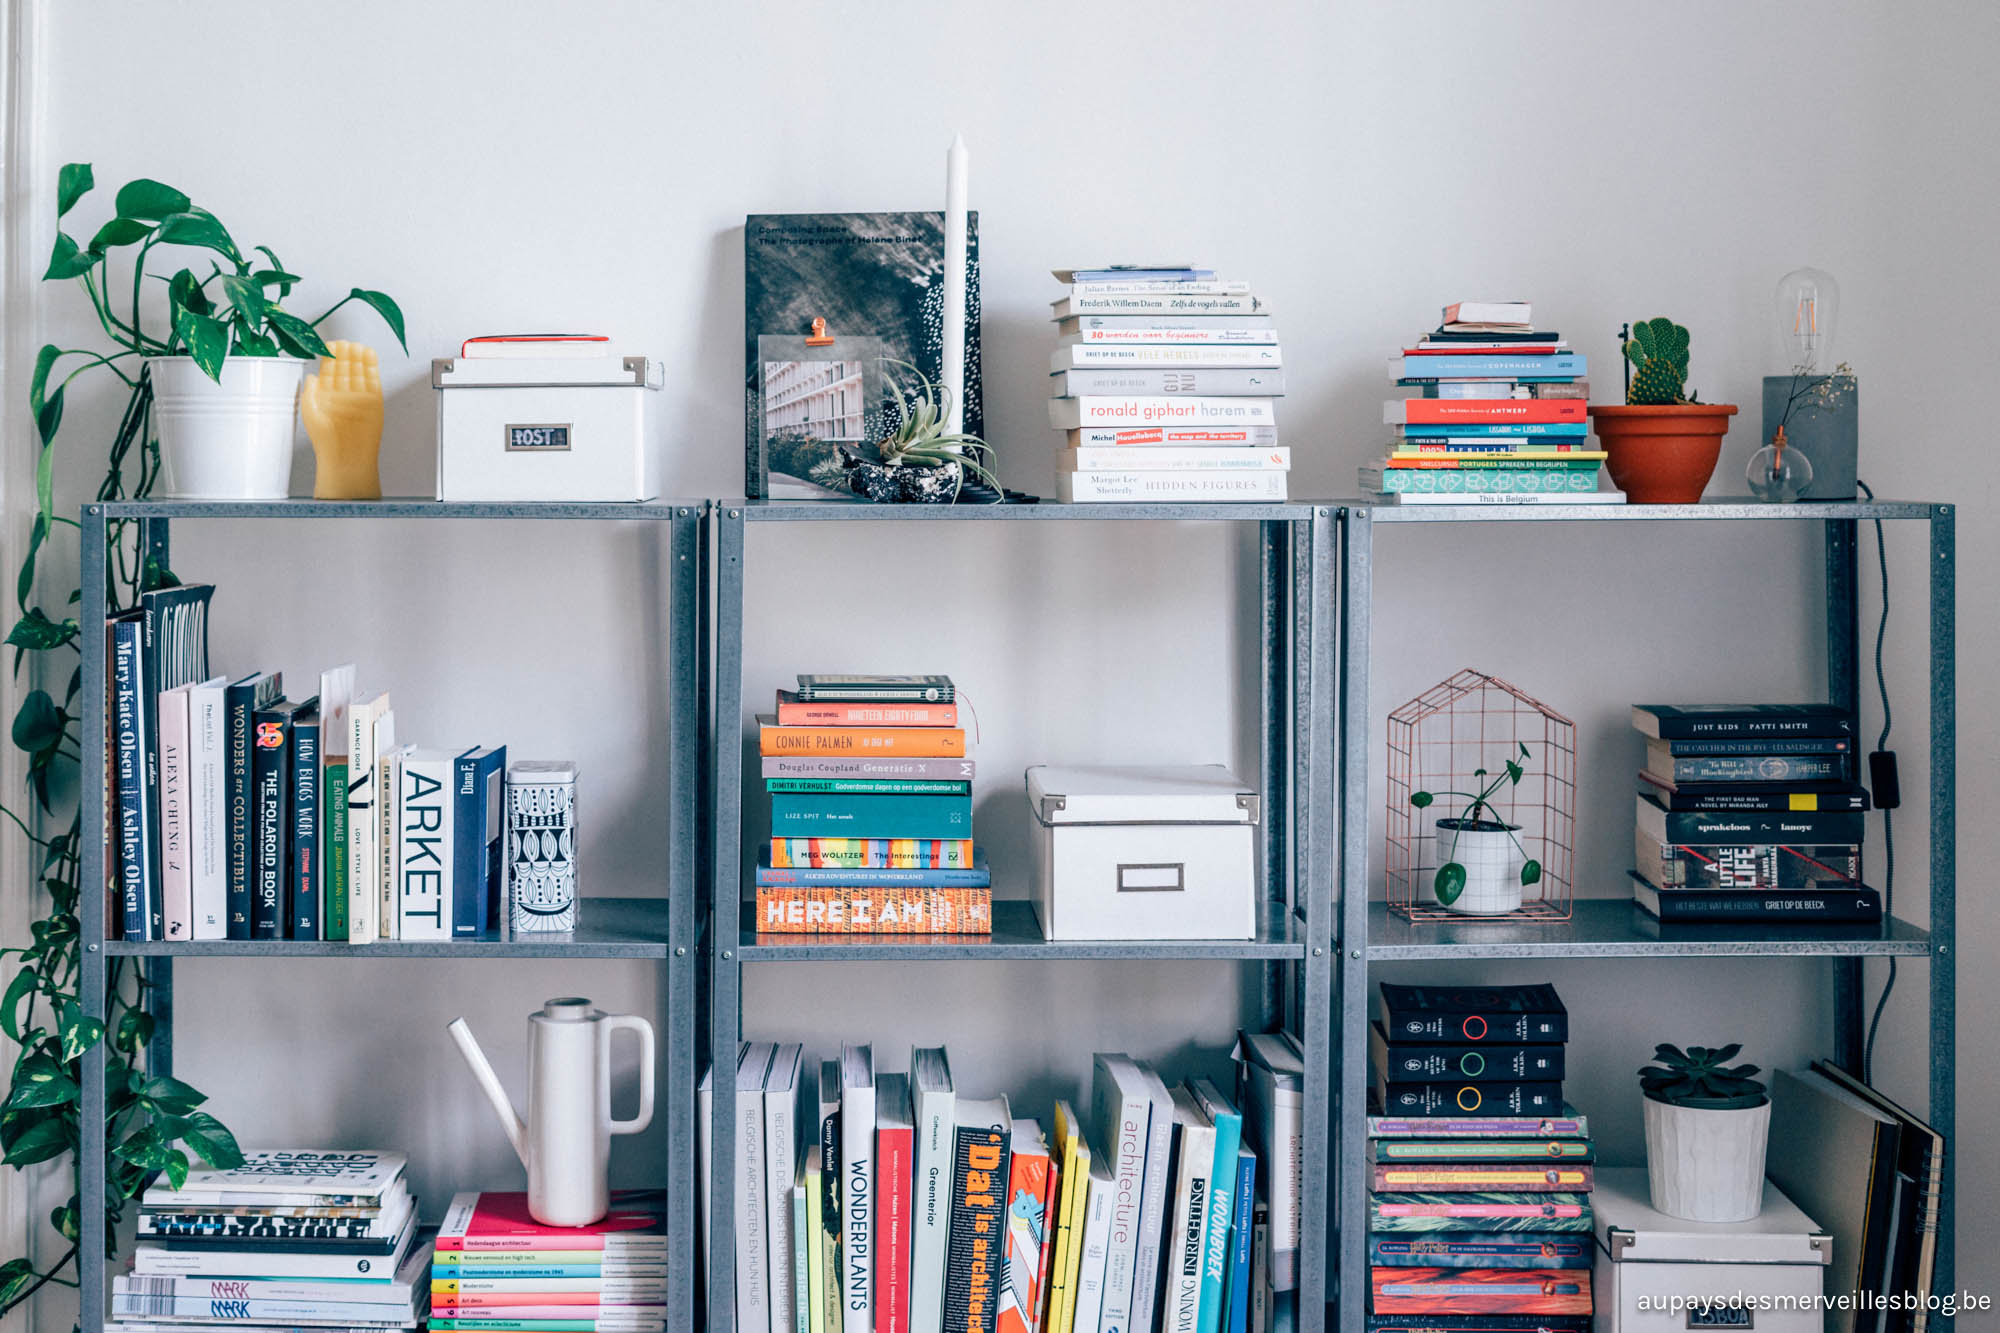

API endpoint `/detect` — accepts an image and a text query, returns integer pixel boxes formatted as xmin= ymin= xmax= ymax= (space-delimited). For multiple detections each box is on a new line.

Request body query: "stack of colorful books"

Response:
xmin=113 ymin=1151 xmax=427 ymax=1333
xmin=1366 ymin=984 xmax=1592 ymax=1332
xmin=1363 ymin=300 xmax=1618 ymax=506
xmin=1046 ymin=265 xmax=1287 ymax=503
xmin=754 ymin=674 xmax=990 ymax=933
xmin=431 ymin=1191 xmax=668 ymax=1333
xmin=1631 ymin=704 xmax=1877 ymax=924
xmin=719 ymin=1035 xmax=1301 ymax=1333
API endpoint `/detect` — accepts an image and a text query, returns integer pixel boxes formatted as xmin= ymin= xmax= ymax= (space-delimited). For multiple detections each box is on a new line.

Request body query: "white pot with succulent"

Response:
xmin=1409 ymin=742 xmax=1543 ymax=916
xmin=1640 ymin=1042 xmax=1771 ymax=1223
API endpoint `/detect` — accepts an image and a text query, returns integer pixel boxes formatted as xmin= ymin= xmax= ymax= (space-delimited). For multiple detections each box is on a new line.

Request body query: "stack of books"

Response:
xmin=1366 ymin=985 xmax=1592 ymax=1331
xmin=113 ymin=1151 xmax=427 ymax=1333
xmin=715 ymin=1034 xmax=1303 ymax=1333
xmin=1631 ymin=704 xmax=1877 ymax=924
xmin=1046 ymin=266 xmax=1287 ymax=503
xmin=431 ymin=1191 xmax=669 ymax=1333
xmin=104 ymin=581 xmax=513 ymax=943
xmin=754 ymin=674 xmax=990 ymax=934
xmin=1363 ymin=301 xmax=1617 ymax=506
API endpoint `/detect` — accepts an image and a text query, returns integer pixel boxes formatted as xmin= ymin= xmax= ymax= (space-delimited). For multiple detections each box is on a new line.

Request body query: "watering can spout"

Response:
xmin=447 ymin=1017 xmax=528 ymax=1164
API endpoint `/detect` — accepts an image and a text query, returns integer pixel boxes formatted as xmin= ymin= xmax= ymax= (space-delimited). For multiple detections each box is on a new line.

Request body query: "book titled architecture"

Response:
xmin=744 ymin=213 xmax=982 ymax=499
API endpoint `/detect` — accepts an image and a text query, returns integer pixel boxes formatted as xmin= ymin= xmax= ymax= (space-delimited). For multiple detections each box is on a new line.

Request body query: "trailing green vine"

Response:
xmin=0 ymin=164 xmax=404 ymax=1317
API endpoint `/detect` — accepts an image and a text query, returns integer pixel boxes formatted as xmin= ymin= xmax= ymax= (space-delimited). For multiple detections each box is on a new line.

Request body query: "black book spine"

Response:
xmin=1644 ymin=710 xmax=1854 ymax=739
xmin=1652 ymin=754 xmax=1846 ymax=783
xmin=251 ymin=707 xmax=291 ymax=939
xmin=1381 ymin=1044 xmax=1565 ymax=1084
xmin=1655 ymin=737 xmax=1852 ymax=756
xmin=1646 ymin=888 xmax=1882 ymax=923
xmin=1383 ymin=1012 xmax=1568 ymax=1045
xmin=1649 ymin=805 xmax=1867 ymax=844
xmin=1378 ymin=1083 xmax=1565 ymax=1118
xmin=941 ymin=1121 xmax=1010 ymax=1333
xmin=1644 ymin=783 xmax=1871 ymax=813
xmin=291 ymin=716 xmax=320 ymax=939
xmin=111 ymin=619 xmax=151 ymax=940
xmin=222 ymin=680 xmax=263 ymax=939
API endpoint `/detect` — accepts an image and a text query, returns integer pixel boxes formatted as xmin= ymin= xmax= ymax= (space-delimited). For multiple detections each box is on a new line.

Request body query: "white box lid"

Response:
xmin=508 ymin=760 xmax=577 ymax=785
xmin=433 ymin=355 xmax=662 ymax=389
xmin=1594 ymin=1166 xmax=1830 ymax=1264
xmin=1025 ymin=763 xmax=1257 ymax=826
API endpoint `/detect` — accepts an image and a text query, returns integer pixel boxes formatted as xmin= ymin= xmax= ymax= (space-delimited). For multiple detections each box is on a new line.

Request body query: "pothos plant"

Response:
xmin=1408 ymin=742 xmax=1543 ymax=907
xmin=1 ymin=164 xmax=405 ymax=1317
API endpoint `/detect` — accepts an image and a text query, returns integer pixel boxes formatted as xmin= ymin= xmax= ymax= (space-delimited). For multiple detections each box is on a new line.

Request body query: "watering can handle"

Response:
xmin=601 ymin=1014 xmax=655 ymax=1136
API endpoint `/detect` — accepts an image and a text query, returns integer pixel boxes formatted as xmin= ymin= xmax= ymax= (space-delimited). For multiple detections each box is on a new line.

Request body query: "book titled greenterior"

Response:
xmin=769 ymin=793 xmax=972 ymax=840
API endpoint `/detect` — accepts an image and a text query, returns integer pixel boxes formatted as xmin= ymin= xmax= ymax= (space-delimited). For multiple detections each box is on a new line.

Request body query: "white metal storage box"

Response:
xmin=1024 ymin=764 xmax=1258 ymax=940
xmin=432 ymin=354 xmax=664 ymax=501
xmin=1592 ymin=1167 xmax=1829 ymax=1333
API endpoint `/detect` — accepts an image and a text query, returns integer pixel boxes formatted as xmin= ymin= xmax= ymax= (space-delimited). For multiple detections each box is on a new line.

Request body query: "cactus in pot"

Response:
xmin=1623 ymin=317 xmax=1694 ymax=405
xmin=1589 ymin=316 xmax=1737 ymax=503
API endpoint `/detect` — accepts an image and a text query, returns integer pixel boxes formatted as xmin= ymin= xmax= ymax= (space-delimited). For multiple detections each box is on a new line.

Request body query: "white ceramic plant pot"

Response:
xmin=1643 ymin=1095 xmax=1772 ymax=1222
xmin=1431 ymin=816 xmax=1524 ymax=915
xmin=150 ymin=355 xmax=308 ymax=500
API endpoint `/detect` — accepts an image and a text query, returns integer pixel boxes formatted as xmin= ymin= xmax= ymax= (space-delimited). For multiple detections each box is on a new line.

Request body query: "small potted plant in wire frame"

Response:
xmin=840 ymin=359 xmax=1003 ymax=503
xmin=1409 ymin=743 xmax=1543 ymax=916
xmin=1639 ymin=1042 xmax=1771 ymax=1223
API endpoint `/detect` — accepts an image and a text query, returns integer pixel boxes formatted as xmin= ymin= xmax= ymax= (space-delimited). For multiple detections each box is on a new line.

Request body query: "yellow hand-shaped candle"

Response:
xmin=301 ymin=340 xmax=385 ymax=500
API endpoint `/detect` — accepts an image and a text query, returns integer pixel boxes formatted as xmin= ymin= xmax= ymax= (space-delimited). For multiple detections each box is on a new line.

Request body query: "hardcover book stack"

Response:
xmin=754 ymin=674 xmax=991 ymax=934
xmin=112 ymin=1151 xmax=427 ymax=1333
xmin=1366 ymin=984 xmax=1593 ymax=1333
xmin=1631 ymin=704 xmax=1877 ymax=924
xmin=430 ymin=1191 xmax=669 ymax=1333
xmin=1362 ymin=301 xmax=1617 ymax=506
xmin=717 ymin=1035 xmax=1302 ymax=1333
xmin=104 ymin=582 xmax=513 ymax=943
xmin=1046 ymin=266 xmax=1287 ymax=504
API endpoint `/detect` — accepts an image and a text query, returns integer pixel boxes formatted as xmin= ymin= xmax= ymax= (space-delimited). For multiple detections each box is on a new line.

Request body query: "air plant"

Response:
xmin=871 ymin=359 xmax=1002 ymax=499
xmin=1409 ymin=742 xmax=1542 ymax=906
xmin=1639 ymin=1043 xmax=1768 ymax=1110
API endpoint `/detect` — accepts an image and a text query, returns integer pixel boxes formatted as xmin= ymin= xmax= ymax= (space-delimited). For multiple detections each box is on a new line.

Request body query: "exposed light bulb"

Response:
xmin=1774 ymin=267 xmax=1839 ymax=375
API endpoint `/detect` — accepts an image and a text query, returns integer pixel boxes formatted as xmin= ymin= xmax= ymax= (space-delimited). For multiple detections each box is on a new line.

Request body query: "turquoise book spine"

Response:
xmin=769 ymin=793 xmax=972 ymax=840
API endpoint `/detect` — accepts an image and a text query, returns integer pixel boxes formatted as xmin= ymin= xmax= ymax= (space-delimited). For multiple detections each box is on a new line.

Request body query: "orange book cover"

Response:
xmin=996 ymin=1122 xmax=1055 ymax=1333
xmin=755 ymin=886 xmax=993 ymax=934
xmin=776 ymin=691 xmax=959 ymax=728
xmin=758 ymin=715 xmax=966 ymax=757
xmin=1395 ymin=398 xmax=1586 ymax=425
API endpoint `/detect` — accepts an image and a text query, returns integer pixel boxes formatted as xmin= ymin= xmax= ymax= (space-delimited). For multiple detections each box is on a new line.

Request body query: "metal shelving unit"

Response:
xmin=704 ymin=500 xmax=1337 ymax=1333
xmin=76 ymin=499 xmax=708 ymax=1333
xmin=1332 ymin=498 xmax=1956 ymax=1332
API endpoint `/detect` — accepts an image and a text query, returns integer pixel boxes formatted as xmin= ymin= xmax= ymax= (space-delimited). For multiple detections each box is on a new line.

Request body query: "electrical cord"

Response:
xmin=1856 ymin=479 xmax=1895 ymax=1084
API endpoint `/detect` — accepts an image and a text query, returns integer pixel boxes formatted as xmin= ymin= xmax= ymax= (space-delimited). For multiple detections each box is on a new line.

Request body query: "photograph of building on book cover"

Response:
xmin=744 ymin=211 xmax=982 ymax=499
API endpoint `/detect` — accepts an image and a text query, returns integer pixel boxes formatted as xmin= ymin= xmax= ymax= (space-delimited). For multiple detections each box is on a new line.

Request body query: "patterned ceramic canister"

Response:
xmin=507 ymin=761 xmax=578 ymax=934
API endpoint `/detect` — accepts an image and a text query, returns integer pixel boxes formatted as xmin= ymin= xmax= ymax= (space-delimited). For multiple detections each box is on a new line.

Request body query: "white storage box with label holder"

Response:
xmin=1592 ymin=1166 xmax=1828 ymax=1333
xmin=433 ymin=350 xmax=663 ymax=501
xmin=1025 ymin=764 xmax=1258 ymax=940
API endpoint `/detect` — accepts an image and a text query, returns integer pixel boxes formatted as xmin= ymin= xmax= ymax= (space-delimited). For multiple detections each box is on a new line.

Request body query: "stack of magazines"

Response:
xmin=113 ymin=1150 xmax=426 ymax=1333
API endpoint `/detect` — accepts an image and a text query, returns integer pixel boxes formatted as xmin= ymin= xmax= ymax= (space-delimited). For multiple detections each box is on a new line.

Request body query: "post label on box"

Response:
xmin=506 ymin=423 xmax=571 ymax=452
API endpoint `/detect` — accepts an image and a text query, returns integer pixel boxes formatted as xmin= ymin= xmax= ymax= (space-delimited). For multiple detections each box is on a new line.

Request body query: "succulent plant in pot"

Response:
xmin=839 ymin=360 xmax=1003 ymax=504
xmin=1588 ymin=318 xmax=1738 ymax=504
xmin=1409 ymin=743 xmax=1543 ymax=916
xmin=1639 ymin=1042 xmax=1771 ymax=1222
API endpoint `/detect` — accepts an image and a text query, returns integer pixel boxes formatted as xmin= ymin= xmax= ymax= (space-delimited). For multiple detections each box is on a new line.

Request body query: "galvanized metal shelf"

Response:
xmin=705 ymin=503 xmax=1336 ymax=1333
xmin=1364 ymin=900 xmax=1932 ymax=960
xmin=75 ymin=501 xmax=707 ymax=1333
xmin=1332 ymin=500 xmax=1957 ymax=1333
xmin=736 ymin=899 xmax=1306 ymax=962
xmin=104 ymin=896 xmax=674 ymax=958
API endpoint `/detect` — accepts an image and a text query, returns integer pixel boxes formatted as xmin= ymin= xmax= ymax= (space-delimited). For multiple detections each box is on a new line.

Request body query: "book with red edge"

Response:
xmin=435 ymin=1191 xmax=669 ymax=1252
xmin=876 ymin=1074 xmax=916 ymax=1333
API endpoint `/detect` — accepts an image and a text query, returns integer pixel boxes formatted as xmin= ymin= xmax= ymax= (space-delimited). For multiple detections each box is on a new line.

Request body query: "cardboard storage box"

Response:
xmin=433 ymin=354 xmax=663 ymax=501
xmin=1593 ymin=1166 xmax=1828 ymax=1333
xmin=1025 ymin=764 xmax=1258 ymax=940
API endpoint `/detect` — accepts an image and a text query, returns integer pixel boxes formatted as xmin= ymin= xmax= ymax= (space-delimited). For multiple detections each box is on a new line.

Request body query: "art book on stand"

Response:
xmin=744 ymin=213 xmax=982 ymax=500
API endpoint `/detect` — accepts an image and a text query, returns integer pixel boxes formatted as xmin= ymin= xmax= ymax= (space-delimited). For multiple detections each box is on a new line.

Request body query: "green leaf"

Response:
xmin=233 ymin=326 xmax=279 ymax=357
xmin=179 ymin=1111 xmax=243 ymax=1168
xmin=0 ymin=1255 xmax=34 ymax=1306
xmin=0 ymin=967 xmax=37 ymax=1042
xmin=6 ymin=1053 xmax=77 ymax=1109
xmin=114 ymin=1009 xmax=154 ymax=1054
xmin=249 ymin=269 xmax=301 ymax=292
xmin=35 ymin=385 xmax=63 ymax=448
xmin=253 ymin=245 xmax=291 ymax=290
xmin=219 ymin=274 xmax=269 ymax=323
xmin=57 ymin=163 xmax=94 ymax=218
xmin=43 ymin=232 xmax=96 ymax=281
xmin=154 ymin=210 xmax=238 ymax=260
xmin=163 ymin=1146 xmax=190 ymax=1191
xmin=115 ymin=178 xmax=191 ymax=222
xmin=267 ymin=309 xmax=329 ymax=360
xmin=113 ymin=1126 xmax=174 ymax=1171
xmin=50 ymin=1196 xmax=79 ymax=1241
xmin=168 ymin=267 xmax=211 ymax=317
xmin=28 ymin=345 xmax=61 ymax=420
xmin=1520 ymin=858 xmax=1542 ymax=886
xmin=1409 ymin=790 xmax=1433 ymax=808
xmin=2 ymin=1114 xmax=69 ymax=1166
xmin=1433 ymin=862 xmax=1467 ymax=905
xmin=8 ymin=610 xmax=77 ymax=654
xmin=345 ymin=288 xmax=408 ymax=352
xmin=88 ymin=217 xmax=154 ymax=253
xmin=56 ymin=1005 xmax=103 ymax=1062
xmin=1504 ymin=760 xmax=1523 ymax=784
xmin=140 ymin=1075 xmax=207 ymax=1113
xmin=10 ymin=689 xmax=61 ymax=751
xmin=172 ymin=305 xmax=230 ymax=382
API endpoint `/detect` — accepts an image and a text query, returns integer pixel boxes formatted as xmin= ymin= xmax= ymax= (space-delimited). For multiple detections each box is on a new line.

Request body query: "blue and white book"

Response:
xmin=1392 ymin=353 xmax=1585 ymax=381
xmin=1161 ymin=1088 xmax=1217 ymax=1333
xmin=1222 ymin=1147 xmax=1257 ymax=1333
xmin=451 ymin=746 xmax=507 ymax=939
xmin=1055 ymin=268 xmax=1214 ymax=284
xmin=110 ymin=614 xmax=151 ymax=940
xmin=1186 ymin=1080 xmax=1244 ymax=1333
xmin=1394 ymin=421 xmax=1589 ymax=439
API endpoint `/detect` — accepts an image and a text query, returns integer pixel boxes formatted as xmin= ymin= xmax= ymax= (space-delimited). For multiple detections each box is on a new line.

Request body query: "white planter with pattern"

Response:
xmin=1643 ymin=1095 xmax=1771 ymax=1222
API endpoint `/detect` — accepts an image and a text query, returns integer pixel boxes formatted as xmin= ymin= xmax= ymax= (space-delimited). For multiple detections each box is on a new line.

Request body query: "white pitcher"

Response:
xmin=448 ymin=997 xmax=655 ymax=1227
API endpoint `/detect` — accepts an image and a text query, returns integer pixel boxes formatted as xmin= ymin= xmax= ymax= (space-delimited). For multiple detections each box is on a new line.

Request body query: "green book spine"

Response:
xmin=324 ymin=761 xmax=348 ymax=940
xmin=766 ymin=778 xmax=971 ymax=796
xmin=769 ymin=793 xmax=972 ymax=840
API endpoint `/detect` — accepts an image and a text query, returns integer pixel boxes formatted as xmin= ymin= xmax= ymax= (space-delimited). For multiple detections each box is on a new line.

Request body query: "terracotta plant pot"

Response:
xmin=1588 ymin=403 xmax=1739 ymax=504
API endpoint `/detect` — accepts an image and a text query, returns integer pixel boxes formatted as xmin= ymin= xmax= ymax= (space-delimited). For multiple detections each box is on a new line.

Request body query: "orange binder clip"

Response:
xmin=805 ymin=317 xmax=834 ymax=347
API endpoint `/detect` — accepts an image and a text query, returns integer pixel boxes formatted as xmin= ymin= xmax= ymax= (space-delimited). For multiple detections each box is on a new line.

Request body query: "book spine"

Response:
xmin=1059 ymin=472 xmax=1287 ymax=504
xmin=1380 ymin=1011 xmax=1567 ymax=1044
xmin=1064 ymin=281 xmax=1250 ymax=296
xmin=1642 ymin=887 xmax=1882 ymax=922
xmin=1365 ymin=1194 xmax=1593 ymax=1234
xmin=1645 ymin=713 xmax=1856 ymax=739
xmin=762 ymin=727 xmax=966 ymax=759
xmin=1248 ymin=1211 xmax=1268 ymax=1333
xmin=112 ymin=1296 xmax=422 ymax=1321
xmin=1069 ymin=1166 xmax=1112 ymax=1333
xmin=997 ymin=1149 xmax=1051 ymax=1333
xmin=736 ymin=1073 xmax=770 ymax=1333
xmin=1166 ymin=1124 xmax=1217 ymax=1333
xmin=345 ymin=707 xmax=374 ymax=943
xmin=189 ymin=685 xmax=228 ymax=939
xmin=158 ymin=689 xmax=192 ymax=940
xmin=794 ymin=1185 xmax=812 ymax=1333
xmin=1051 ymin=397 xmax=1277 ymax=430
xmin=250 ymin=708 xmax=290 ymax=940
xmin=1392 ymin=400 xmax=1586 ymax=425
xmin=1370 ymin=1165 xmax=1593 ymax=1192
xmin=1223 ymin=1150 xmax=1256 ymax=1333
xmin=767 ymin=1081 xmax=797 ymax=1333
xmin=1376 ymin=1084 xmax=1566 ymax=1118
xmin=910 ymin=1083 xmax=955 ymax=1333
xmin=841 ymin=1086 xmax=876 ymax=1333
xmin=876 ymin=1122 xmax=913 ymax=1333
xmin=1395 ymin=422 xmax=1588 ymax=437
xmin=1637 ymin=829 xmax=1861 ymax=891
xmin=1053 ymin=368 xmax=1284 ymax=397
xmin=768 ymin=779 xmax=971 ymax=796
xmin=324 ymin=761 xmax=348 ymax=941
xmin=454 ymin=753 xmax=483 ymax=939
xmin=1368 ymin=1267 xmax=1589 ymax=1316
xmin=1058 ymin=346 xmax=1282 ymax=369
xmin=769 ymin=794 xmax=973 ymax=841
xmin=805 ymin=1161 xmax=826 ymax=1333
xmin=379 ymin=743 xmax=402 ymax=941
xmin=1393 ymin=355 xmax=1585 ymax=380
xmin=1382 ymin=456 xmax=1601 ymax=470
xmin=1128 ymin=1085 xmax=1175 ymax=1333
xmin=1062 ymin=447 xmax=1290 ymax=472
xmin=1062 ymin=328 xmax=1280 ymax=346
xmin=1649 ymin=752 xmax=1844 ymax=782
xmin=771 ymin=840 xmax=976 ymax=871
xmin=765 ymin=756 xmax=977 ymax=782
xmin=1056 ymin=294 xmax=1264 ymax=316
xmin=756 ymin=865 xmax=991 ymax=889
xmin=819 ymin=1101 xmax=842 ymax=1333
xmin=1367 ymin=468 xmax=1598 ymax=495
xmin=942 ymin=1123 xmax=1009 ymax=1333
xmin=1652 ymin=737 xmax=1852 ymax=756
xmin=397 ymin=755 xmax=453 ymax=940
xmin=112 ymin=621 xmax=151 ymax=940
xmin=1195 ymin=1115 xmax=1242 ymax=1333
xmin=1366 ymin=1115 xmax=1588 ymax=1139
xmin=1070 ymin=426 xmax=1278 ymax=449
xmin=1366 ymin=1232 xmax=1592 ymax=1270
xmin=291 ymin=718 xmax=319 ymax=940
xmin=1644 ymin=805 xmax=1866 ymax=844
xmin=776 ymin=700 xmax=959 ymax=728
xmin=1377 ymin=1045 xmax=1565 ymax=1083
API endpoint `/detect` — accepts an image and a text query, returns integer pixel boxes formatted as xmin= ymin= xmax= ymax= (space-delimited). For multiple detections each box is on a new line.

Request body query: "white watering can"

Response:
xmin=447 ymin=997 xmax=655 ymax=1227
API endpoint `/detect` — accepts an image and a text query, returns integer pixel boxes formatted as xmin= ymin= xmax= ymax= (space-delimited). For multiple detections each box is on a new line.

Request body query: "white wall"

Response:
xmin=26 ymin=0 xmax=1995 ymax=1321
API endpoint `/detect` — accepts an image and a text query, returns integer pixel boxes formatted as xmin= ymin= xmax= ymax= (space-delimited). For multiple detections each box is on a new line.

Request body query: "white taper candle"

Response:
xmin=942 ymin=133 xmax=968 ymax=437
